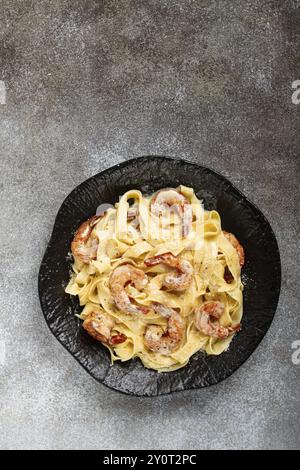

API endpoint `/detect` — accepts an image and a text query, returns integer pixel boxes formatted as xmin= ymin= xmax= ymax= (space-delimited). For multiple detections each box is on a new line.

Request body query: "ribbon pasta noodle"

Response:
xmin=66 ymin=186 xmax=244 ymax=372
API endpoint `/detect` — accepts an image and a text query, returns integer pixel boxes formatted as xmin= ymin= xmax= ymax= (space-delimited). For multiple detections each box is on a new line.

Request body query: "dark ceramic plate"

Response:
xmin=38 ymin=156 xmax=281 ymax=396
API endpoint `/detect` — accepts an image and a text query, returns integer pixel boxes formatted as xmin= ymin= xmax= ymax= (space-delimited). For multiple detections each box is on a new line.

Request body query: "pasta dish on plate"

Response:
xmin=66 ymin=186 xmax=245 ymax=372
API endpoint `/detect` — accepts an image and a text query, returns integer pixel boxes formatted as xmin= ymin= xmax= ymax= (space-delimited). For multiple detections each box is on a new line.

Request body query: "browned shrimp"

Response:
xmin=194 ymin=301 xmax=241 ymax=339
xmin=144 ymin=252 xmax=193 ymax=291
xmin=150 ymin=188 xmax=192 ymax=237
xmin=223 ymin=231 xmax=245 ymax=267
xmin=144 ymin=303 xmax=184 ymax=354
xmin=109 ymin=264 xmax=149 ymax=315
xmin=71 ymin=215 xmax=101 ymax=263
xmin=83 ymin=311 xmax=127 ymax=346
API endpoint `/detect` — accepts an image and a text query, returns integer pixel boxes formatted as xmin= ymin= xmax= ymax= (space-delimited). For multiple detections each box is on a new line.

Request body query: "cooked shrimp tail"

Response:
xmin=145 ymin=252 xmax=193 ymax=291
xmin=83 ymin=311 xmax=127 ymax=346
xmin=109 ymin=264 xmax=149 ymax=315
xmin=194 ymin=301 xmax=241 ymax=339
xmin=71 ymin=215 xmax=101 ymax=263
xmin=223 ymin=231 xmax=245 ymax=267
xmin=109 ymin=333 xmax=128 ymax=345
xmin=150 ymin=188 xmax=192 ymax=237
xmin=144 ymin=303 xmax=184 ymax=355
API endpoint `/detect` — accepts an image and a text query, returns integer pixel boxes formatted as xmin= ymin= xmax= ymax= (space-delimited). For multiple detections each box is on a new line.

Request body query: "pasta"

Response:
xmin=66 ymin=186 xmax=244 ymax=372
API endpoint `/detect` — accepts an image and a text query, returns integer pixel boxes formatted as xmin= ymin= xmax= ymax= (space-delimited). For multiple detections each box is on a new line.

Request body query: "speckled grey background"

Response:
xmin=0 ymin=0 xmax=299 ymax=450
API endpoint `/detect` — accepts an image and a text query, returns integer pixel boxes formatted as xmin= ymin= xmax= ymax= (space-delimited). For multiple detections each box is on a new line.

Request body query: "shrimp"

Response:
xmin=194 ymin=301 xmax=241 ymax=339
xmin=83 ymin=311 xmax=127 ymax=346
xmin=150 ymin=188 xmax=192 ymax=237
xmin=223 ymin=231 xmax=245 ymax=267
xmin=144 ymin=252 xmax=193 ymax=291
xmin=144 ymin=302 xmax=184 ymax=354
xmin=71 ymin=215 xmax=101 ymax=263
xmin=109 ymin=264 xmax=149 ymax=315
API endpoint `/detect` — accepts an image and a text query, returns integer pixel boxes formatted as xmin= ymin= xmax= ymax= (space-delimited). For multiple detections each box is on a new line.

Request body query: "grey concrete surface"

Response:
xmin=0 ymin=0 xmax=299 ymax=450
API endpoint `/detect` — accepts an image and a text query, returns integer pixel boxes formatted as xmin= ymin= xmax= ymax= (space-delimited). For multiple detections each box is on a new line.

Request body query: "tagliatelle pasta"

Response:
xmin=66 ymin=186 xmax=243 ymax=372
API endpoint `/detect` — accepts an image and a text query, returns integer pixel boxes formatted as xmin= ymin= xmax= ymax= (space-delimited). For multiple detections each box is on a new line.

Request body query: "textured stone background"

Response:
xmin=0 ymin=0 xmax=299 ymax=450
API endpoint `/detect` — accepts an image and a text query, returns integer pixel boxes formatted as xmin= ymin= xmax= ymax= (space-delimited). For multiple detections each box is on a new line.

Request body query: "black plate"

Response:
xmin=38 ymin=156 xmax=281 ymax=396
